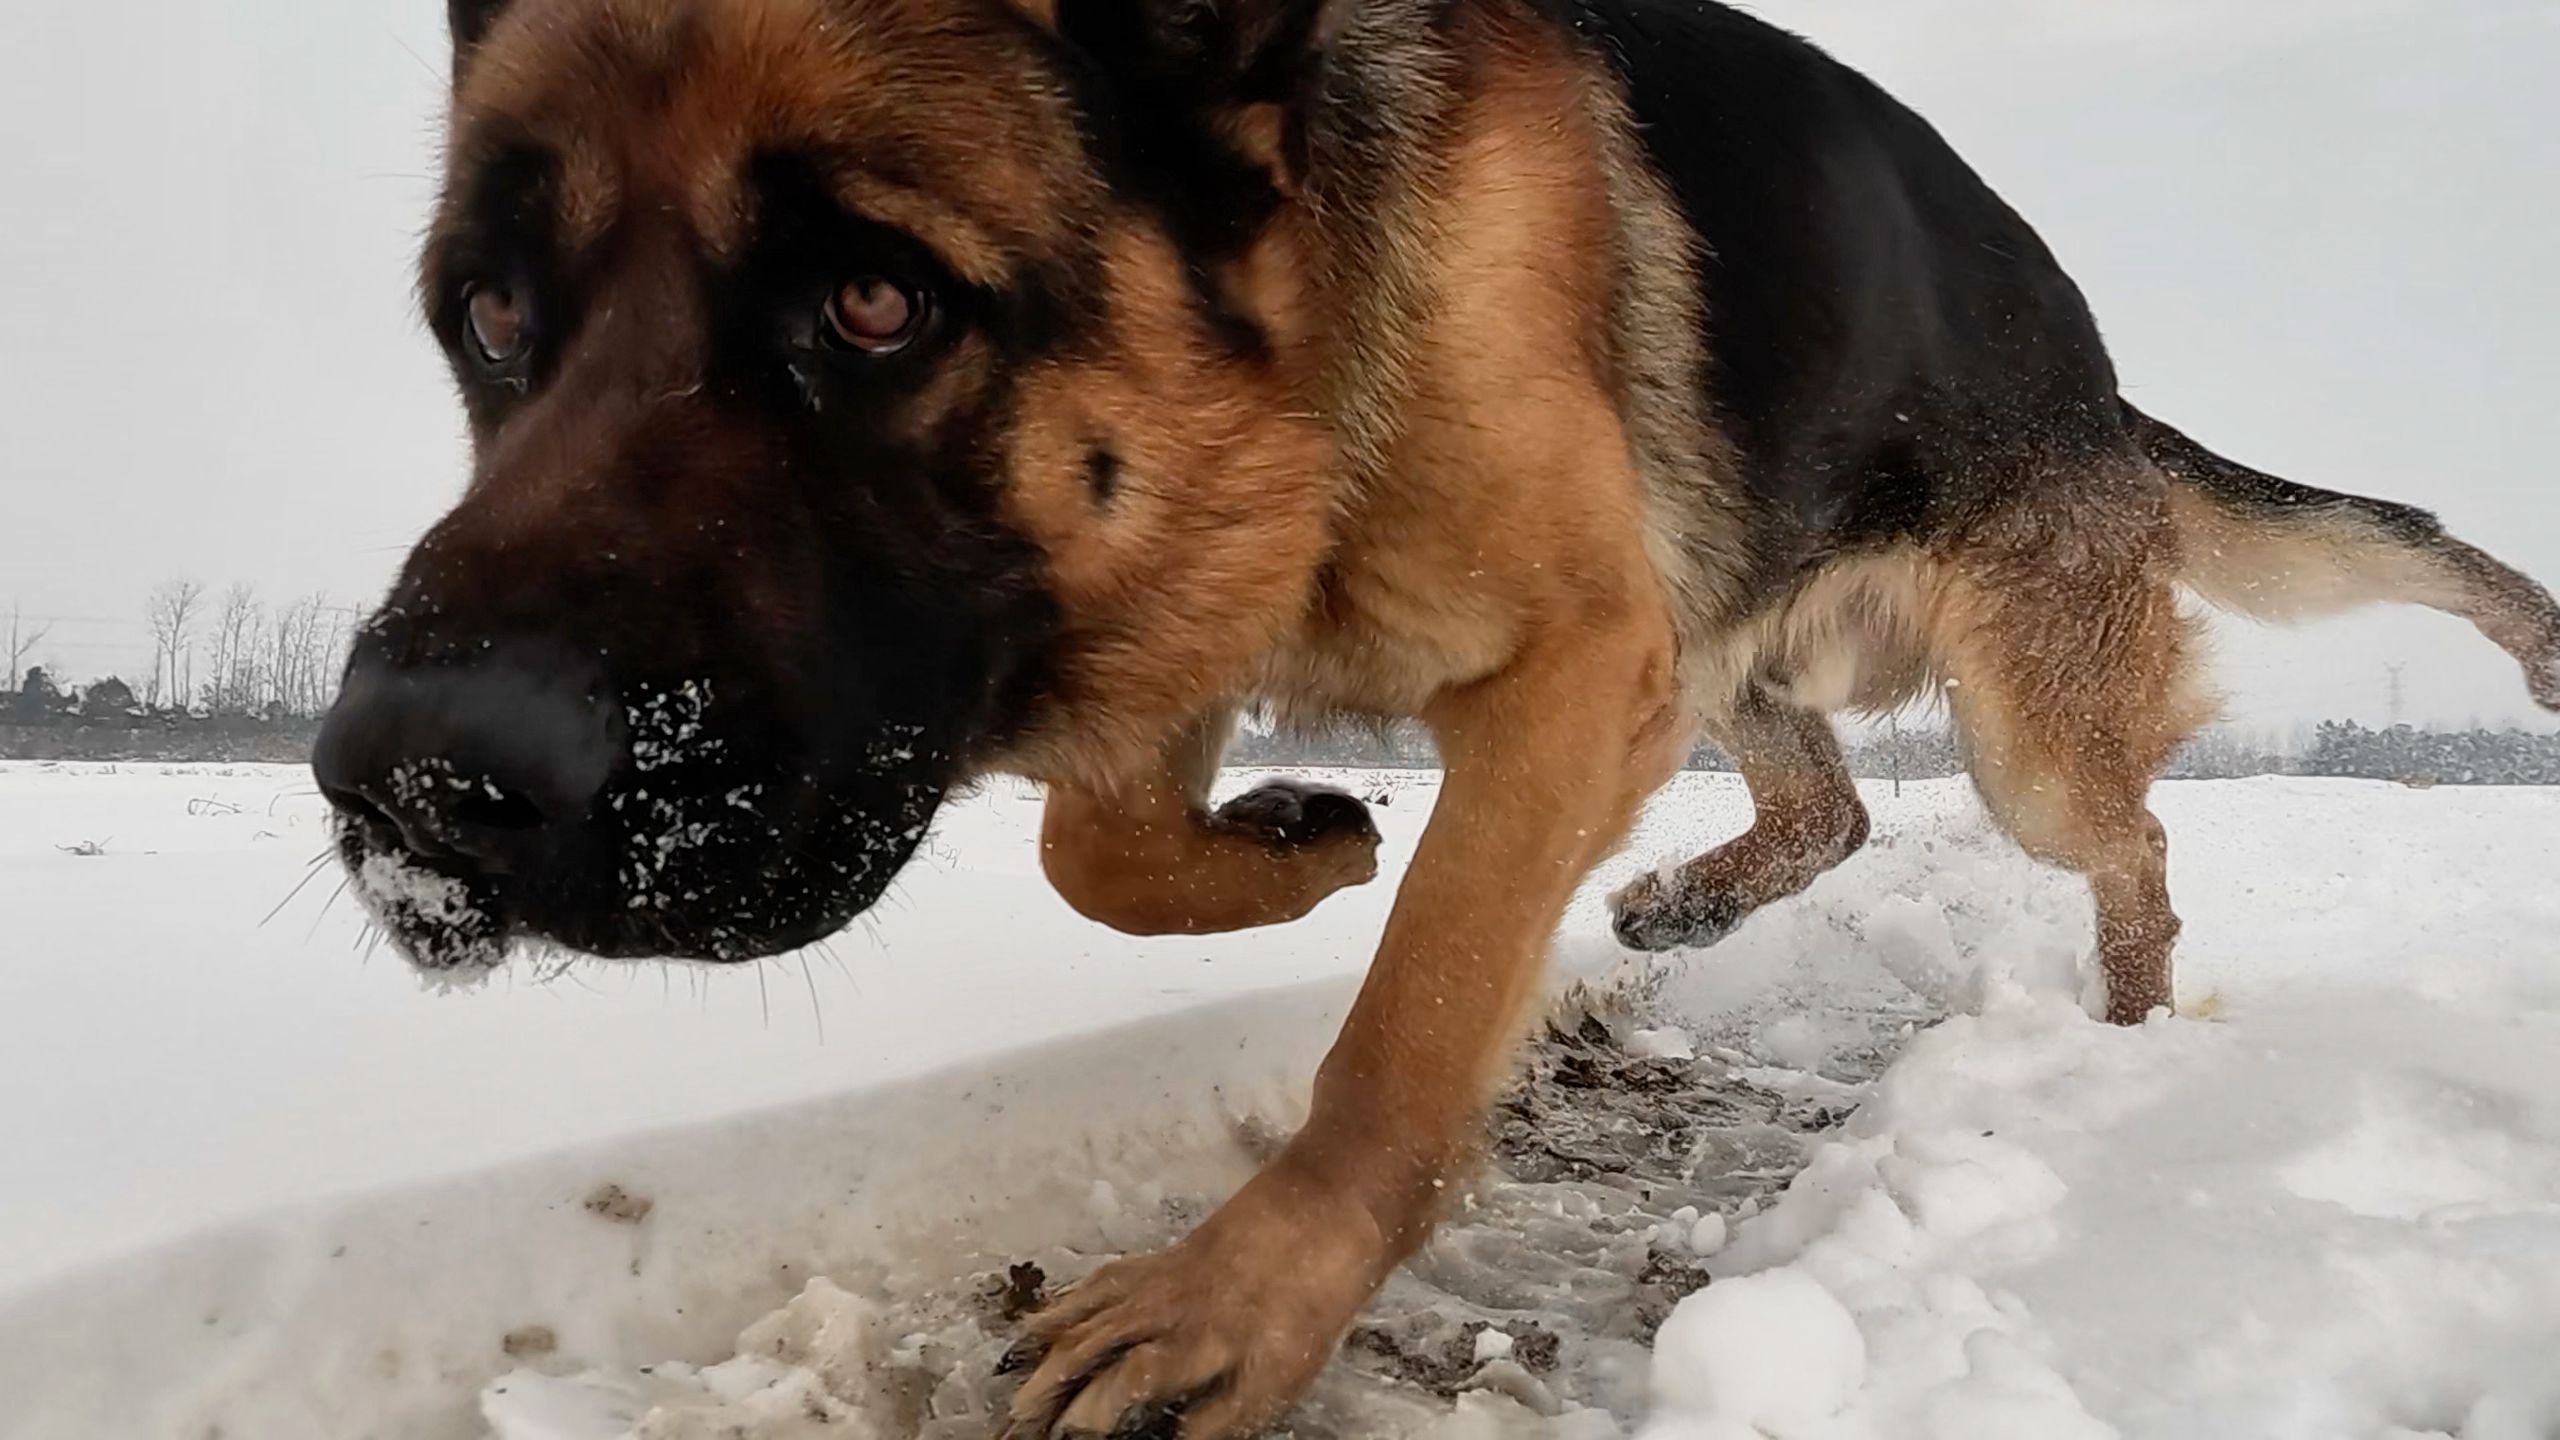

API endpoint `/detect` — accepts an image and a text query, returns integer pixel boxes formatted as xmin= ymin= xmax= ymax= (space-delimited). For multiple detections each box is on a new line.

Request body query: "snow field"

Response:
xmin=2 ymin=764 xmax=2556 ymax=1439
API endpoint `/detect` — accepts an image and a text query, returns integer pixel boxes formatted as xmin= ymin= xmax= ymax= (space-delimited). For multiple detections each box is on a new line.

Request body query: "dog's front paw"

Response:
xmin=1609 ymin=867 xmax=1746 ymax=952
xmin=1211 ymin=779 xmax=1380 ymax=896
xmin=1213 ymin=779 xmax=1378 ymax=853
xmin=1004 ymin=1164 xmax=1385 ymax=1438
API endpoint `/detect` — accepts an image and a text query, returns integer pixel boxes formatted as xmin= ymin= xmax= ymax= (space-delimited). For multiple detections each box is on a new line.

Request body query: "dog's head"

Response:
xmin=315 ymin=0 xmax=1341 ymax=975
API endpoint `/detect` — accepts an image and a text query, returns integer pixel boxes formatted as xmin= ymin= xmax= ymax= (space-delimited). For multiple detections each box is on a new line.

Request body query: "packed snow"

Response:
xmin=2 ymin=762 xmax=2557 ymax=1440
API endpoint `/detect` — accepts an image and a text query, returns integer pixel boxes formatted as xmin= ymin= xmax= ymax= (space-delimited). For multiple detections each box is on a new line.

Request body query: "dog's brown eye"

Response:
xmin=824 ymin=276 xmax=924 ymax=354
xmin=464 ymin=282 xmax=530 ymax=367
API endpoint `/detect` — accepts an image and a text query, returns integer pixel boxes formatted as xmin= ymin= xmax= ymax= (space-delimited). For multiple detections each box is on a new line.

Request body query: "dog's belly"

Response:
xmin=1687 ymin=548 xmax=1938 ymax=719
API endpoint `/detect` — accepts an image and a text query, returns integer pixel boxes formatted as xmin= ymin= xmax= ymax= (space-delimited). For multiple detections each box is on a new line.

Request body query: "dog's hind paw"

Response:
xmin=2529 ymin=651 xmax=2560 ymax=713
xmin=1609 ymin=868 xmax=1747 ymax=952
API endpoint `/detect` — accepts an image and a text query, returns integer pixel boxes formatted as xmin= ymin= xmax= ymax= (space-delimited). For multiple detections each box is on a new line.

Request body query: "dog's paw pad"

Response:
xmin=1214 ymin=780 xmax=1379 ymax=852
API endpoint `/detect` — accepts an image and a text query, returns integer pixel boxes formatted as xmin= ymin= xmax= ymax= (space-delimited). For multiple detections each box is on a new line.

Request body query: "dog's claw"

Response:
xmin=996 ymin=1335 xmax=1048 ymax=1377
xmin=1012 ymin=1354 xmax=1229 ymax=1439
xmin=1104 ymin=1400 xmax=1190 ymax=1439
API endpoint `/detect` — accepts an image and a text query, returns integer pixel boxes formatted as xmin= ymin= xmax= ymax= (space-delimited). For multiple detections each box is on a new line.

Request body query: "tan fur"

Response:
xmin=1039 ymin=712 xmax=1380 ymax=934
xmin=450 ymin=0 xmax=1098 ymax=283
xmin=2169 ymin=483 xmax=2560 ymax=708
xmin=1286 ymin=0 xmax=1463 ymax=505
xmin=1725 ymin=549 xmax=1938 ymax=713
xmin=2167 ymin=484 xmax=2468 ymax=622
xmin=1618 ymin=478 xmax=2221 ymax=1025
xmin=1255 ymin=6 xmax=1661 ymax=722
xmin=2138 ymin=404 xmax=2560 ymax=708
xmin=993 ymin=218 xmax=1337 ymax=788
xmin=1932 ymin=476 xmax=2216 ymax=1021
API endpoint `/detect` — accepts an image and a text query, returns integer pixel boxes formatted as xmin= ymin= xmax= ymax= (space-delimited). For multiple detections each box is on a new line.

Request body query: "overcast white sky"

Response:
xmin=3 ymin=0 xmax=2555 ymax=730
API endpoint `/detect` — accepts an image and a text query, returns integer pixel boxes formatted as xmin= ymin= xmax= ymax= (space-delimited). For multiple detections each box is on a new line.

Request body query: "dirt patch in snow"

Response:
xmin=581 ymin=1184 xmax=655 ymax=1226
xmin=481 ymin=984 xmax=1911 ymax=1439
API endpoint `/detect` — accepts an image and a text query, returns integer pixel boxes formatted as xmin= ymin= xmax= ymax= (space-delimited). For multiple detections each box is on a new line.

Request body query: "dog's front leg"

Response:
xmin=1040 ymin=710 xmax=1383 ymax=937
xmin=1007 ymin=623 xmax=1683 ymax=1438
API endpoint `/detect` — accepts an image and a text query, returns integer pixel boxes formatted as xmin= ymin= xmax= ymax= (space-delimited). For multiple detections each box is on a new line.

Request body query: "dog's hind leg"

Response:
xmin=1610 ymin=684 xmax=1869 ymax=951
xmin=1937 ymin=481 xmax=2215 ymax=1024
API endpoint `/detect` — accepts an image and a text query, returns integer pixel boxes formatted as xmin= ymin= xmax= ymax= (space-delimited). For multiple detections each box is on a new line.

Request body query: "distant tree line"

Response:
xmin=2293 ymin=720 xmax=2560 ymax=786
xmin=2 ymin=581 xmax=361 ymax=759
xmin=10 ymin=584 xmax=2560 ymax=783
xmin=1229 ymin=715 xmax=2560 ymax=786
xmin=4 ymin=580 xmax=359 ymax=725
xmin=136 ymin=580 xmax=358 ymax=717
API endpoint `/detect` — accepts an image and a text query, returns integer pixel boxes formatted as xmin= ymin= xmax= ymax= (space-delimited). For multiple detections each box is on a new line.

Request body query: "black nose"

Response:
xmin=313 ymin=644 xmax=623 ymax=874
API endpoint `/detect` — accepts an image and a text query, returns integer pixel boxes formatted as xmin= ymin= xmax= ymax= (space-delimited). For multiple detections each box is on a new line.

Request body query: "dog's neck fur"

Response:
xmin=1262 ymin=0 xmax=1759 ymax=725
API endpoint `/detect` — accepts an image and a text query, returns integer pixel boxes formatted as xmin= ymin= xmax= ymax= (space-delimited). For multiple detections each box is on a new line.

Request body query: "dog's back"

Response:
xmin=1565 ymin=0 xmax=2121 ymax=557
xmin=1529 ymin=0 xmax=2560 ymax=712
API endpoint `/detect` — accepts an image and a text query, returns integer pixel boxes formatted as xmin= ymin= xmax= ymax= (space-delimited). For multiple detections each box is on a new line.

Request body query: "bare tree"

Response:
xmin=145 ymin=579 xmax=206 ymax=711
xmin=4 ymin=601 xmax=50 ymax=694
xmin=322 ymin=604 xmax=361 ymax=712
xmin=202 ymin=583 xmax=268 ymax=714
xmin=261 ymin=592 xmax=358 ymax=717
xmin=271 ymin=598 xmax=308 ymax=715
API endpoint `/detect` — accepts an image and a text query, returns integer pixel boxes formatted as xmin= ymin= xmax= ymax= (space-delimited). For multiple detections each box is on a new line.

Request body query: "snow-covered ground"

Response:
xmin=2 ymin=763 xmax=2556 ymax=1440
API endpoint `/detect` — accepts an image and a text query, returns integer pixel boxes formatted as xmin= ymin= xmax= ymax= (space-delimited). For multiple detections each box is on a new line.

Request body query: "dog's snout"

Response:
xmin=314 ymin=646 xmax=623 ymax=875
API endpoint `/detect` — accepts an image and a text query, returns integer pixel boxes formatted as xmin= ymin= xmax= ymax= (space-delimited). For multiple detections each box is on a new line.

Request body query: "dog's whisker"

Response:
xmin=389 ymin=34 xmax=441 ymax=84
xmin=797 ymin=952 xmax=827 ymax=1044
xmin=548 ymin=956 xmax=602 ymax=995
xmin=818 ymin=938 xmax=862 ymax=998
xmin=262 ymin=854 xmax=338 ymax=929
xmin=305 ymin=873 xmax=355 ymax=945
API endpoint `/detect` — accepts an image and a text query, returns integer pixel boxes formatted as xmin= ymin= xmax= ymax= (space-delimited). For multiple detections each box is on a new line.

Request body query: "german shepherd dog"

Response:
xmin=313 ymin=0 xmax=2560 ymax=1430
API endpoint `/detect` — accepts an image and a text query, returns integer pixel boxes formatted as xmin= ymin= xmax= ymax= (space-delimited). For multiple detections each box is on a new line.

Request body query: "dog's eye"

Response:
xmin=822 ymin=276 xmax=927 ymax=355
xmin=463 ymin=281 xmax=533 ymax=369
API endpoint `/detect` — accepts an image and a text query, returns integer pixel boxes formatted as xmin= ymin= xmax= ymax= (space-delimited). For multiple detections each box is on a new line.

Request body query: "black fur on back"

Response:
xmin=1547 ymin=0 xmax=2126 ymax=559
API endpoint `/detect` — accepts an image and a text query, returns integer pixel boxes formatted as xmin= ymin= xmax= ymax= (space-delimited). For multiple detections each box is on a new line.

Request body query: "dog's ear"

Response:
xmin=1051 ymin=0 xmax=1340 ymax=113
xmin=448 ymin=0 xmax=510 ymax=82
